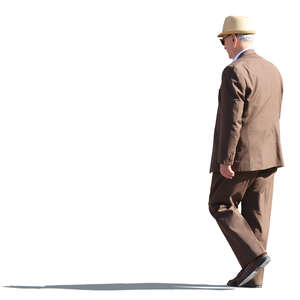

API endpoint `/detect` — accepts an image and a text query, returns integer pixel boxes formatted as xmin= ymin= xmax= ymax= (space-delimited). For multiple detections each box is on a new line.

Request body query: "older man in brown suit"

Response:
xmin=208 ymin=16 xmax=284 ymax=288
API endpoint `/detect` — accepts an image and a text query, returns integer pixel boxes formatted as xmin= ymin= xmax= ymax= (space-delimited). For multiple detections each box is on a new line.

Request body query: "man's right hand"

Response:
xmin=220 ymin=164 xmax=235 ymax=179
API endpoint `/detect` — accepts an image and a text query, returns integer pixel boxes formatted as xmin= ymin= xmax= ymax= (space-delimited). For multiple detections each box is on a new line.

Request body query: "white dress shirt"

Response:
xmin=232 ymin=48 xmax=253 ymax=62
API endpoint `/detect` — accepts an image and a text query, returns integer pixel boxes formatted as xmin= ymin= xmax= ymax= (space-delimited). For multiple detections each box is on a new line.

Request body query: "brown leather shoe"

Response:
xmin=227 ymin=252 xmax=270 ymax=287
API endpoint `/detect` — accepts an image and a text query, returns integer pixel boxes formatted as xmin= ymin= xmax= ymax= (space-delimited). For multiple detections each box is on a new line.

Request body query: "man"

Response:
xmin=208 ymin=16 xmax=284 ymax=288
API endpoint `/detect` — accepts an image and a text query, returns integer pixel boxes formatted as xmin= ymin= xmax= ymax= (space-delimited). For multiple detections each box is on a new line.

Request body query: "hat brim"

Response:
xmin=217 ymin=30 xmax=256 ymax=38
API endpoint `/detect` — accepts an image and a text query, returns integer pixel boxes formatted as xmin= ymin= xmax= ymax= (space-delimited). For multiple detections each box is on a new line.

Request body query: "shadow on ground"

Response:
xmin=4 ymin=282 xmax=234 ymax=291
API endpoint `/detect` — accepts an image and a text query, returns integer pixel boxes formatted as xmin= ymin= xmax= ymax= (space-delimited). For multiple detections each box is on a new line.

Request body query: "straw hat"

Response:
xmin=217 ymin=16 xmax=256 ymax=37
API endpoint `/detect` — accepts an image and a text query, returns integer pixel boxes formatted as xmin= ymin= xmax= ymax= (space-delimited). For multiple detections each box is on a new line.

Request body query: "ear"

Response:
xmin=232 ymin=34 xmax=238 ymax=48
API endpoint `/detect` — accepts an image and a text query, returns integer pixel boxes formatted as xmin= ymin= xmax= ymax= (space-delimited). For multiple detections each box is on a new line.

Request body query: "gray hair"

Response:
xmin=236 ymin=34 xmax=254 ymax=41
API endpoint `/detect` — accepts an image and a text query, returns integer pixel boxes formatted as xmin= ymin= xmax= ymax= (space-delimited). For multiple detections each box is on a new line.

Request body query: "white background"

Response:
xmin=0 ymin=0 xmax=298 ymax=299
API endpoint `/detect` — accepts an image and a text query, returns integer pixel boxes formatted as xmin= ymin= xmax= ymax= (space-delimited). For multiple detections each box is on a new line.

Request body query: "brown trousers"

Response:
xmin=208 ymin=166 xmax=277 ymax=286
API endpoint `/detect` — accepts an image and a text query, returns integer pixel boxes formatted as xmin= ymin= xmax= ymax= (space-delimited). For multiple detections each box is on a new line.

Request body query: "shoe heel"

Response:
xmin=260 ymin=256 xmax=271 ymax=268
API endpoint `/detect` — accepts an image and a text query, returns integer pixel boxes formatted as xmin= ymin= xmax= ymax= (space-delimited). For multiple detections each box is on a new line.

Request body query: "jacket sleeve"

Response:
xmin=217 ymin=65 xmax=246 ymax=165
xmin=279 ymin=72 xmax=283 ymax=120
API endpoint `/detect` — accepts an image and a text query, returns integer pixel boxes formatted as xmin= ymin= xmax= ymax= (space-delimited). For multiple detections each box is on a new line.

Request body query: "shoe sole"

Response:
xmin=238 ymin=256 xmax=271 ymax=287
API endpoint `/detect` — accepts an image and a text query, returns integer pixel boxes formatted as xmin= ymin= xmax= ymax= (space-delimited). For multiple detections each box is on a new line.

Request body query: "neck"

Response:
xmin=233 ymin=45 xmax=253 ymax=57
xmin=239 ymin=42 xmax=253 ymax=52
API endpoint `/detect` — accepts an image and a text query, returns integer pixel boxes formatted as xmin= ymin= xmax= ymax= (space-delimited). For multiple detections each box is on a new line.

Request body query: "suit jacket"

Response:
xmin=209 ymin=49 xmax=284 ymax=173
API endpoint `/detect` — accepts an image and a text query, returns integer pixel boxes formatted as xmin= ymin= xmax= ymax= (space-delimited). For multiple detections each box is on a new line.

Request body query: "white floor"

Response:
xmin=1 ymin=278 xmax=298 ymax=300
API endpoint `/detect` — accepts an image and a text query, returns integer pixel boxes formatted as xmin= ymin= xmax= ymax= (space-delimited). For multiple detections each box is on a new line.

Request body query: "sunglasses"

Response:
xmin=220 ymin=34 xmax=233 ymax=46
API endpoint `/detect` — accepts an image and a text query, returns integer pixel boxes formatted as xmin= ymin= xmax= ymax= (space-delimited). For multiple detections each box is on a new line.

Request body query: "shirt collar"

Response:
xmin=232 ymin=48 xmax=253 ymax=62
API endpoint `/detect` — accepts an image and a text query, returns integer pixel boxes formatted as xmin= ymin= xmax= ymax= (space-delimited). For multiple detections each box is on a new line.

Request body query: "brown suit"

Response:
xmin=208 ymin=49 xmax=284 ymax=286
xmin=209 ymin=49 xmax=284 ymax=173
